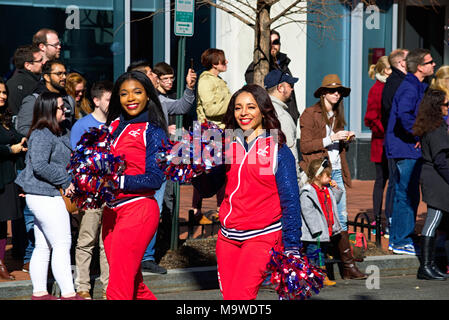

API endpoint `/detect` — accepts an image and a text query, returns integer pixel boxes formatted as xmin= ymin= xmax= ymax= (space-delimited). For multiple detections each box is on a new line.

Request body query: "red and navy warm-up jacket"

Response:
xmin=199 ymin=132 xmax=302 ymax=251
xmin=108 ymin=111 xmax=167 ymax=207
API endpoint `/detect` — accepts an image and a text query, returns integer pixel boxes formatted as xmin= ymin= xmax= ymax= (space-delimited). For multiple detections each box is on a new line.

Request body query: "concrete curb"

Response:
xmin=0 ymin=255 xmax=421 ymax=300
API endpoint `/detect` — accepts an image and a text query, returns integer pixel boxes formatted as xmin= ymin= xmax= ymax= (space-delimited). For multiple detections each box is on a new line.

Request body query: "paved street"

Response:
xmin=155 ymin=275 xmax=449 ymax=300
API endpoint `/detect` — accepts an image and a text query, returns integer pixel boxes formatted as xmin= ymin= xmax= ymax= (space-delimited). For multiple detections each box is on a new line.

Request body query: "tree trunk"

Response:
xmin=252 ymin=1 xmax=271 ymax=86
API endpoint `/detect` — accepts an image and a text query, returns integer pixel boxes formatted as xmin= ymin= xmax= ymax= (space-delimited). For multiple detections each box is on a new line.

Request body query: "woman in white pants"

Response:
xmin=16 ymin=92 xmax=83 ymax=300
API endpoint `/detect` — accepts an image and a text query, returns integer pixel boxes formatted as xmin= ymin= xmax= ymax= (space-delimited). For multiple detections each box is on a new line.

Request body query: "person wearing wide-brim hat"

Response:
xmin=300 ymin=73 xmax=367 ymax=280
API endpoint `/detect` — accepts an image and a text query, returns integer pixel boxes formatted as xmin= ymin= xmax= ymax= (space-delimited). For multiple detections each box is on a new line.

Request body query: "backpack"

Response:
xmin=348 ymin=231 xmax=367 ymax=262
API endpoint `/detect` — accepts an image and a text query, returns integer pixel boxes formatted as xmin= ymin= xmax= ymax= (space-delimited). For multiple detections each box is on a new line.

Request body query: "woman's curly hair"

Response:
xmin=223 ymin=84 xmax=286 ymax=145
xmin=413 ymin=89 xmax=447 ymax=137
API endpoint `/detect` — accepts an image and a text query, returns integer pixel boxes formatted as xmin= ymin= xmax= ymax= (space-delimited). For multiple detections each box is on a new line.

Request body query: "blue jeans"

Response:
xmin=384 ymin=158 xmax=397 ymax=228
xmin=331 ymin=169 xmax=347 ymax=231
xmin=389 ymin=159 xmax=422 ymax=247
xmin=17 ymin=169 xmax=35 ymax=263
xmin=304 ymin=241 xmax=328 ymax=267
xmin=23 ymin=204 xmax=35 ymax=263
xmin=142 ymin=181 xmax=167 ymax=262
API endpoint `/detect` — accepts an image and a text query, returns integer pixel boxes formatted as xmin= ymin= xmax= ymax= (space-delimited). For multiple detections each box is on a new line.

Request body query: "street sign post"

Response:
xmin=174 ymin=0 xmax=195 ymax=37
xmin=171 ymin=0 xmax=195 ymax=250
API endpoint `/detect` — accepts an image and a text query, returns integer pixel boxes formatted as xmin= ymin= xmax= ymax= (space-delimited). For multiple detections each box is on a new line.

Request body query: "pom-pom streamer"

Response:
xmin=156 ymin=121 xmax=224 ymax=183
xmin=67 ymin=126 xmax=126 ymax=209
xmin=266 ymin=248 xmax=326 ymax=300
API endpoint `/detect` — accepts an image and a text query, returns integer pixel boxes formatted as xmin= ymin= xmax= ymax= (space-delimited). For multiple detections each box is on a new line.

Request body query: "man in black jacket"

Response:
xmin=6 ymin=44 xmax=43 ymax=116
xmin=17 ymin=60 xmax=75 ymax=136
xmin=381 ymin=49 xmax=409 ymax=130
xmin=244 ymin=30 xmax=299 ymax=126
xmin=380 ymin=48 xmax=408 ymax=240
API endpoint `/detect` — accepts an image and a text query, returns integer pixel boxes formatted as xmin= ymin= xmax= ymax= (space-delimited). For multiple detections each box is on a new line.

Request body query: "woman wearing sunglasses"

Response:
xmin=300 ymin=74 xmax=366 ymax=280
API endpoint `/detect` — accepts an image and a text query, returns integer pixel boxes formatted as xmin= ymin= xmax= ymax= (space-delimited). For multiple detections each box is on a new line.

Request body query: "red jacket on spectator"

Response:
xmin=364 ymin=80 xmax=385 ymax=163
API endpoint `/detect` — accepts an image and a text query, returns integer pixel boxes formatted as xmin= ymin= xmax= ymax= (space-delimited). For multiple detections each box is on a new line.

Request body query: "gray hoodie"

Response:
xmin=300 ymin=183 xmax=342 ymax=242
xmin=15 ymin=127 xmax=72 ymax=197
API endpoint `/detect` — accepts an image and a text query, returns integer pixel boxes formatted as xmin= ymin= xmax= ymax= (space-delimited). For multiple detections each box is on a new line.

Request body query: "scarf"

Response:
xmin=311 ymin=183 xmax=334 ymax=237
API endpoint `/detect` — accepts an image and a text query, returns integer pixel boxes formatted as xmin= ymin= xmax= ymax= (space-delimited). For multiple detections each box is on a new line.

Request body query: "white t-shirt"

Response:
xmin=322 ymin=111 xmax=341 ymax=170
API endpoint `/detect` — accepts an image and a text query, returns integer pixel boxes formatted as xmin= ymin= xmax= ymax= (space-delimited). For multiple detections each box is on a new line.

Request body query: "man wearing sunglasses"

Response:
xmin=245 ymin=30 xmax=299 ymax=127
xmin=385 ymin=48 xmax=435 ymax=256
xmin=6 ymin=44 xmax=43 ymax=116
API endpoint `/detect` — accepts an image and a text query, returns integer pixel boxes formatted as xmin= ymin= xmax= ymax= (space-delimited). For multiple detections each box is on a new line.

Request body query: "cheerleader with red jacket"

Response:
xmin=102 ymin=71 xmax=168 ymax=300
xmin=194 ymin=84 xmax=301 ymax=300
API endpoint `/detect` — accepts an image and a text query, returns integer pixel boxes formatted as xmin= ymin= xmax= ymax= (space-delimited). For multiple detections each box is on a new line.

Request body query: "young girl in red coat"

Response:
xmin=364 ymin=56 xmax=392 ymax=234
xmin=102 ymin=71 xmax=168 ymax=300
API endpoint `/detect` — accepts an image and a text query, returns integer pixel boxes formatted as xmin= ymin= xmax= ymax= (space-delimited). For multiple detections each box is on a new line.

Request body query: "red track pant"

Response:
xmin=102 ymin=198 xmax=159 ymax=300
xmin=216 ymin=229 xmax=282 ymax=300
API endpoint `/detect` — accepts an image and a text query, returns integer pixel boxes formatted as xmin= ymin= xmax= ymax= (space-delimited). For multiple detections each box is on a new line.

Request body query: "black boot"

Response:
xmin=430 ymin=237 xmax=449 ymax=278
xmin=417 ymin=236 xmax=446 ymax=281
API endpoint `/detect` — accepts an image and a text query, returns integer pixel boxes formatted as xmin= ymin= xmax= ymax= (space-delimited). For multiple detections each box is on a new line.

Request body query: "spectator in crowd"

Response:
xmin=17 ymin=60 xmax=75 ymax=136
xmin=300 ymin=74 xmax=366 ymax=279
xmin=32 ymin=28 xmax=61 ymax=63
xmin=300 ymin=157 xmax=342 ymax=286
xmin=193 ymin=48 xmax=231 ymax=224
xmin=66 ymin=73 xmax=92 ymax=120
xmin=430 ymin=65 xmax=449 ymax=97
xmin=15 ymin=92 xmax=84 ymax=300
xmin=385 ymin=48 xmax=435 ymax=255
xmin=127 ymin=59 xmax=197 ymax=274
xmin=6 ymin=44 xmax=43 ymax=116
xmin=412 ymin=89 xmax=449 ymax=280
xmin=5 ymin=45 xmax=43 ymax=265
xmin=71 ymin=80 xmax=113 ymax=299
xmin=153 ymin=62 xmax=177 ymax=99
xmin=364 ymin=56 xmax=392 ymax=235
xmin=153 ymin=61 xmax=197 ymax=131
xmin=194 ymin=84 xmax=301 ymax=299
xmin=15 ymin=60 xmax=74 ymax=274
xmin=381 ymin=48 xmax=409 ymax=238
xmin=264 ymin=69 xmax=306 ymax=186
xmin=102 ymin=71 xmax=167 ymax=300
xmin=0 ymin=79 xmax=27 ymax=280
xmin=245 ymin=30 xmax=299 ymax=127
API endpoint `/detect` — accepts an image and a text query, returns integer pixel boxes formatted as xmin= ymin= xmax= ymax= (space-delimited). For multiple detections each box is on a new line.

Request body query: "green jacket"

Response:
xmin=196 ymin=70 xmax=231 ymax=129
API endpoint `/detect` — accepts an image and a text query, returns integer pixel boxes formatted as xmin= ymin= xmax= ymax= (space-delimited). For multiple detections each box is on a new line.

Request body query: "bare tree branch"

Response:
xmin=215 ymin=0 xmax=257 ymax=24
xmin=199 ymin=0 xmax=256 ymax=27
xmin=270 ymin=0 xmax=303 ymax=24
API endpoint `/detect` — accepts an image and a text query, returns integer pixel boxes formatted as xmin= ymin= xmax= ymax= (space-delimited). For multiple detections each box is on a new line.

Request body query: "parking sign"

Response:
xmin=174 ymin=0 xmax=195 ymax=37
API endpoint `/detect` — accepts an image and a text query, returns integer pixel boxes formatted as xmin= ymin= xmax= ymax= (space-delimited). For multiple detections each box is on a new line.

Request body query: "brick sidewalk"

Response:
xmin=1 ymin=179 xmax=427 ymax=283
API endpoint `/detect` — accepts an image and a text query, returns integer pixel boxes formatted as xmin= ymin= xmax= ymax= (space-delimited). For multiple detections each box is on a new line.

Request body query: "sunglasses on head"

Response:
xmin=315 ymin=157 xmax=329 ymax=177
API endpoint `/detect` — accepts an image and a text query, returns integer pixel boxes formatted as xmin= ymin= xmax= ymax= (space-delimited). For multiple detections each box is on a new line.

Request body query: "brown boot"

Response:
xmin=0 ymin=259 xmax=15 ymax=280
xmin=337 ymin=231 xmax=367 ymax=280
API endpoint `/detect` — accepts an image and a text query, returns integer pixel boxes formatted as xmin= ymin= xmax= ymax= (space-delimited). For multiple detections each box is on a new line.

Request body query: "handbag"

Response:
xmin=59 ymin=188 xmax=78 ymax=213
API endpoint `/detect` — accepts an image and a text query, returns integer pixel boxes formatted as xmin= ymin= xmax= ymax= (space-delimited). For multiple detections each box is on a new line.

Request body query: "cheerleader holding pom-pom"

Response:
xmin=190 ymin=84 xmax=324 ymax=300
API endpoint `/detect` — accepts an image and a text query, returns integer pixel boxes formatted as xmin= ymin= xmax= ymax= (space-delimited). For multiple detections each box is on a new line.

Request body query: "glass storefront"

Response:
xmin=0 ymin=0 xmax=159 ymax=84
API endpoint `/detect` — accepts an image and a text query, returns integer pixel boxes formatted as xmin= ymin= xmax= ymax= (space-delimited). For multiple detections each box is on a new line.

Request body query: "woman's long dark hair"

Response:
xmin=318 ymin=94 xmax=346 ymax=130
xmin=413 ymin=89 xmax=446 ymax=137
xmin=223 ymin=84 xmax=286 ymax=145
xmin=106 ymin=71 xmax=168 ymax=134
xmin=28 ymin=91 xmax=63 ymax=138
xmin=0 ymin=79 xmax=13 ymax=129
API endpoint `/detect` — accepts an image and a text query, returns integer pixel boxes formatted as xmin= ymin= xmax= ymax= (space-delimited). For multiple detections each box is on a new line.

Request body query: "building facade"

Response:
xmin=1 ymin=0 xmax=448 ymax=179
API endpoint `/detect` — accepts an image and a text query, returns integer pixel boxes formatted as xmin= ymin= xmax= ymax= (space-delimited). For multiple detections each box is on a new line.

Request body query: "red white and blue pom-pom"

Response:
xmin=156 ymin=121 xmax=224 ymax=183
xmin=266 ymin=248 xmax=326 ymax=300
xmin=67 ymin=126 xmax=126 ymax=210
